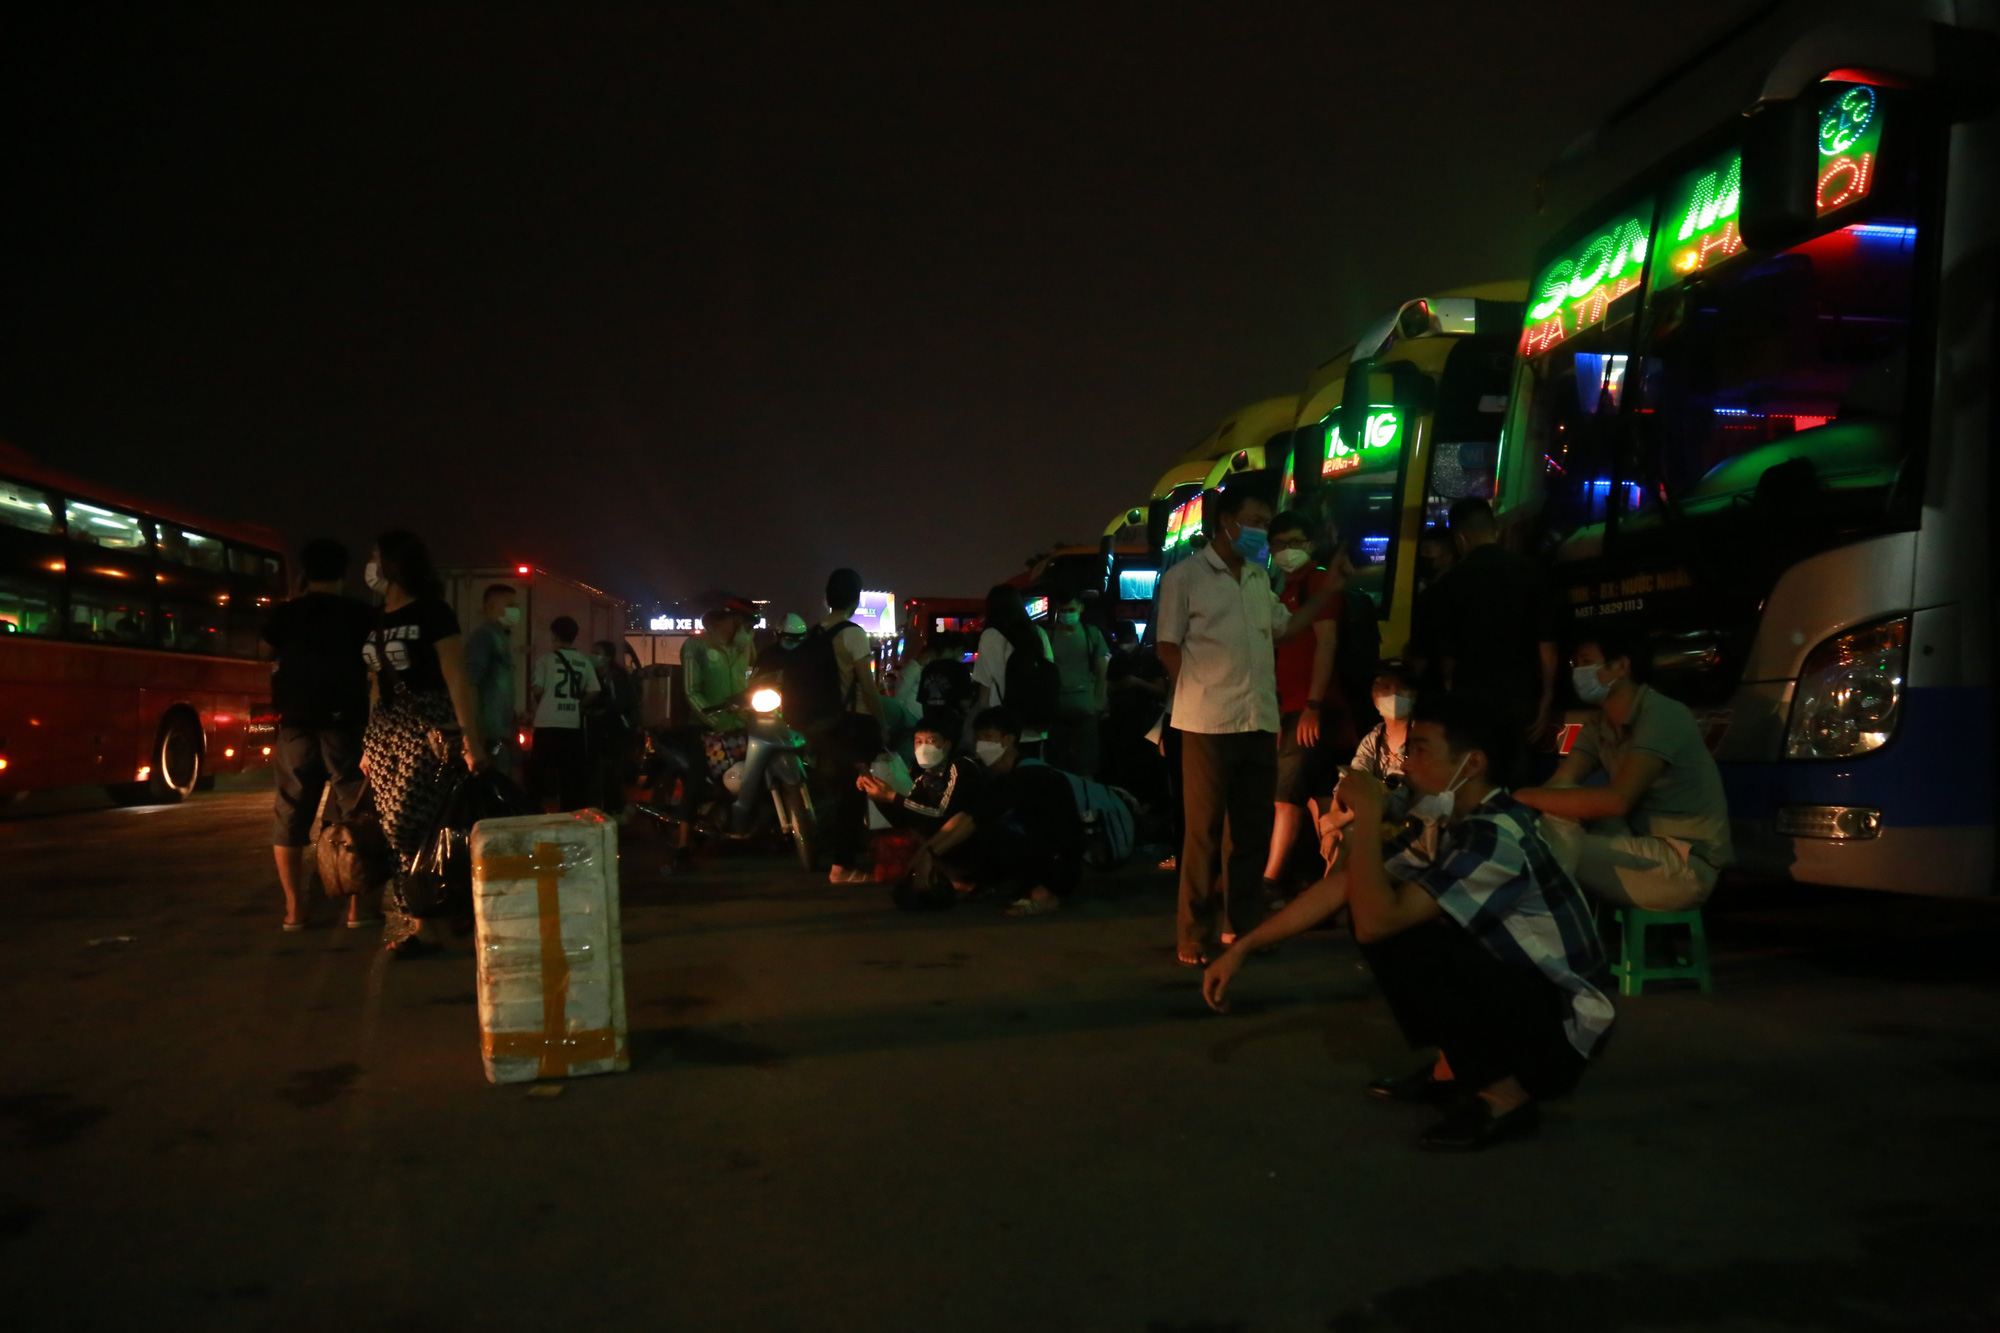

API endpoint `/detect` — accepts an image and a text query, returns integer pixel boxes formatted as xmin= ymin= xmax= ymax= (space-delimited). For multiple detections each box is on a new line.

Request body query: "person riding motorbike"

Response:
xmin=682 ymin=599 xmax=757 ymax=782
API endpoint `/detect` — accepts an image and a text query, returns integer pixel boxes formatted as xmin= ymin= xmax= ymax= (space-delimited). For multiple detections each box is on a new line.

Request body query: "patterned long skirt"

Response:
xmin=362 ymin=690 xmax=464 ymax=939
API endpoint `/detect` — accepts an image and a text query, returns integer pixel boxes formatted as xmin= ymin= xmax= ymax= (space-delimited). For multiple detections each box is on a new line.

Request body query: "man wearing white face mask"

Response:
xmin=463 ymin=583 xmax=522 ymax=778
xmin=859 ymin=718 xmax=982 ymax=909
xmin=1204 ymin=694 xmax=1612 ymax=1152
xmin=915 ymin=708 xmax=1084 ymax=916
xmin=1515 ymin=627 xmax=1733 ymax=911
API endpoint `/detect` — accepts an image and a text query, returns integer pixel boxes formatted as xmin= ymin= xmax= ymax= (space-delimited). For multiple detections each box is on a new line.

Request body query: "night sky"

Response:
xmin=5 ymin=3 xmax=1747 ymax=621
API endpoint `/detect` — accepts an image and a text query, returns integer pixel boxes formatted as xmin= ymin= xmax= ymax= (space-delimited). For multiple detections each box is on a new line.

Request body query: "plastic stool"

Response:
xmin=1612 ymin=907 xmax=1713 ymax=996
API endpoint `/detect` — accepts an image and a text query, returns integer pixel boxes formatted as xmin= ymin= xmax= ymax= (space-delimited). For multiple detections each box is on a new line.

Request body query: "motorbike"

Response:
xmin=633 ymin=670 xmax=819 ymax=871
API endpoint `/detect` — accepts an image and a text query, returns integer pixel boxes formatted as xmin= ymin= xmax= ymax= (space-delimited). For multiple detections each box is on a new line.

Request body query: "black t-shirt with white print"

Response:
xmin=361 ymin=597 xmax=461 ymax=698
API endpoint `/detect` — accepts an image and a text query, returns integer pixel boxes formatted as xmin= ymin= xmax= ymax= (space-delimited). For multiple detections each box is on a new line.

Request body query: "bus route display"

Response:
xmin=1817 ymin=82 xmax=1882 ymax=217
xmin=1521 ymin=203 xmax=1656 ymax=357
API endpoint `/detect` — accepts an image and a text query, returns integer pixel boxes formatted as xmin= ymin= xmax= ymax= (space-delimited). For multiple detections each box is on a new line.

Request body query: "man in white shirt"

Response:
xmin=1157 ymin=478 xmax=1340 ymax=965
xmin=528 ymin=614 xmax=601 ymax=812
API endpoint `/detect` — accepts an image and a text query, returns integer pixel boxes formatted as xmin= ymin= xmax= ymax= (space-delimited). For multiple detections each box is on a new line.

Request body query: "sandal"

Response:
xmin=1005 ymin=895 xmax=1061 ymax=917
xmin=345 ymin=915 xmax=383 ymax=929
xmin=282 ymin=920 xmax=307 ymax=933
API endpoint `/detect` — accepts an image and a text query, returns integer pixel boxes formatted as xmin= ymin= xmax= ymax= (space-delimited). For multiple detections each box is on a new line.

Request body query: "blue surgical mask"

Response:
xmin=1573 ymin=664 xmax=1612 ymax=705
xmin=1231 ymin=525 xmax=1270 ymax=568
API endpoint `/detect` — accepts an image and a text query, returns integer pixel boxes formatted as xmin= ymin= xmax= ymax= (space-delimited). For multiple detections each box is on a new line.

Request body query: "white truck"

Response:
xmin=439 ymin=565 xmax=627 ymax=736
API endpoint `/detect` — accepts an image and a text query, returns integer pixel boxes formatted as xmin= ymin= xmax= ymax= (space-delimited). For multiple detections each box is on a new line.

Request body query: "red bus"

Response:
xmin=0 ymin=441 xmax=286 ymax=802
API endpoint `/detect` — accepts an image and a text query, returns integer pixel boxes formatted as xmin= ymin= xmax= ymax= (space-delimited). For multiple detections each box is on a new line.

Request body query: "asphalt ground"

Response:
xmin=3 ymin=782 xmax=1999 ymax=1331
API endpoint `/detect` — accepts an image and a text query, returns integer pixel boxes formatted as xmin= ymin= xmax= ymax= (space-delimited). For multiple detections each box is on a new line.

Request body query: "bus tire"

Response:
xmin=147 ymin=711 xmax=203 ymax=804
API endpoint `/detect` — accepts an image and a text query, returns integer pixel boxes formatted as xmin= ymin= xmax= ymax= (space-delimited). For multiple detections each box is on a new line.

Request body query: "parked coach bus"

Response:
xmin=0 ymin=442 xmax=285 ymax=803
xmin=1495 ymin=2 xmax=1998 ymax=895
xmin=1283 ymin=284 xmax=1525 ymax=658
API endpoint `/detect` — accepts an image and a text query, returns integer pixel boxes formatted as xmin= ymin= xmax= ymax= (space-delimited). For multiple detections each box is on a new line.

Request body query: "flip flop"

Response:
xmin=282 ymin=921 xmax=307 ymax=933
xmin=1005 ymin=896 xmax=1061 ymax=917
xmin=345 ymin=916 xmax=383 ymax=929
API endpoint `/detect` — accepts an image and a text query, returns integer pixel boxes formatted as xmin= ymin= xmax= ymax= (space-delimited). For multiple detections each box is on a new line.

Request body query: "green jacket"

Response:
xmin=683 ymin=631 xmax=753 ymax=730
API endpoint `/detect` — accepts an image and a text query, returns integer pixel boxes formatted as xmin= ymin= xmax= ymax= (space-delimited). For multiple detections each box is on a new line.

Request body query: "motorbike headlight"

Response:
xmin=1785 ymin=616 xmax=1908 ymax=760
xmin=749 ymin=687 xmax=783 ymax=715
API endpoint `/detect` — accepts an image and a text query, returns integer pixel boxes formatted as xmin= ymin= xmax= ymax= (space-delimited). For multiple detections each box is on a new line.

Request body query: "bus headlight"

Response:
xmin=749 ymin=687 xmax=783 ymax=715
xmin=1785 ymin=617 xmax=1908 ymax=760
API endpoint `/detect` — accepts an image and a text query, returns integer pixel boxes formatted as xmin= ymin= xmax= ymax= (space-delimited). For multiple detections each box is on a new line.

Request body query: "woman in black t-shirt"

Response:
xmin=359 ymin=529 xmax=490 ymax=957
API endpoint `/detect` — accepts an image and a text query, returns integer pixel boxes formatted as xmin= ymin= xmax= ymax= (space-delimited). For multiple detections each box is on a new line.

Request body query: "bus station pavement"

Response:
xmin=3 ymin=784 xmax=1998 ymax=1332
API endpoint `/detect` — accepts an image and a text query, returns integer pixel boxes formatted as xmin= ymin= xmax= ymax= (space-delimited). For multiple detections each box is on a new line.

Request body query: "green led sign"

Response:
xmin=1816 ymin=82 xmax=1882 ymax=217
xmin=1321 ymin=407 xmax=1401 ymax=477
xmin=1521 ymin=205 xmax=1653 ymax=356
xmin=1654 ymin=149 xmax=1743 ymax=288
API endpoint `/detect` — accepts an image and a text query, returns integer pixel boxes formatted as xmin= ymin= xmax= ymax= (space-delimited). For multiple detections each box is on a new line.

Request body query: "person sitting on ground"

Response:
xmin=1513 ymin=626 xmax=1733 ymax=912
xmin=917 ymin=707 xmax=1084 ymax=917
xmin=858 ymin=716 xmax=984 ymax=909
xmin=1314 ymin=665 xmax=1416 ymax=865
xmin=1202 ymin=693 xmax=1614 ymax=1152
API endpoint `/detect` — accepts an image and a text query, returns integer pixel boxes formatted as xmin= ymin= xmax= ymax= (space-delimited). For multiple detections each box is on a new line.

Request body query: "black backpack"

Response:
xmin=782 ymin=620 xmax=857 ymax=727
xmin=1002 ymin=633 xmax=1061 ymax=729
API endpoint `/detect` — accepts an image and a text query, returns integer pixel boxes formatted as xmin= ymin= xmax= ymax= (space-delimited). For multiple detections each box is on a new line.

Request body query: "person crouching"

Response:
xmin=1202 ymin=693 xmax=1614 ymax=1151
xmin=857 ymin=717 xmax=981 ymax=910
xmin=915 ymin=707 xmax=1084 ymax=918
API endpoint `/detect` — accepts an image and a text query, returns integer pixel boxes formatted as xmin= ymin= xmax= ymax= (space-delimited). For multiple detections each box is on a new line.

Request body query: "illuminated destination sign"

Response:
xmin=1655 ymin=148 xmax=1743 ymax=287
xmin=1817 ymin=82 xmax=1882 ymax=217
xmin=1320 ymin=407 xmax=1403 ymax=478
xmin=1521 ymin=205 xmax=1654 ymax=356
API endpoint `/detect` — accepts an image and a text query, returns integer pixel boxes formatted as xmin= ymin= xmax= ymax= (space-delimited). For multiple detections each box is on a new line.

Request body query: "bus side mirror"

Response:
xmin=1739 ymin=98 xmax=1818 ymax=251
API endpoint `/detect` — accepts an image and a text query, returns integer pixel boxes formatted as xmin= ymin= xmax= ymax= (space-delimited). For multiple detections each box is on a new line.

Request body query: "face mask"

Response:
xmin=1409 ymin=754 xmax=1472 ymax=824
xmin=1573 ymin=664 xmax=1613 ymax=705
xmin=1272 ymin=548 xmax=1311 ymax=573
xmin=1230 ymin=525 xmax=1270 ymax=568
xmin=975 ymin=740 xmax=1007 ymax=767
xmin=500 ymin=605 xmax=522 ymax=628
xmin=363 ymin=560 xmax=388 ymax=595
xmin=1375 ymin=693 xmax=1414 ymax=721
xmin=914 ymin=742 xmax=946 ymax=770
xmin=1058 ymin=611 xmax=1082 ymax=627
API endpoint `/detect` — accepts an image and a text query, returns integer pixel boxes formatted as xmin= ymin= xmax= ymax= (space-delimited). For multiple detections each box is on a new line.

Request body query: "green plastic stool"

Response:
xmin=1612 ymin=907 xmax=1713 ymax=996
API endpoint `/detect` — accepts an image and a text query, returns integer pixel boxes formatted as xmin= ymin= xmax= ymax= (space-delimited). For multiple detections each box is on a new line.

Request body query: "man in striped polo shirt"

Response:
xmin=1204 ymin=692 xmax=1613 ymax=1151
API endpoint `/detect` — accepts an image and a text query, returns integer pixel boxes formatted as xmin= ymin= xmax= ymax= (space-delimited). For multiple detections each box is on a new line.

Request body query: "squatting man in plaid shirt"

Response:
xmin=1203 ymin=693 xmax=1615 ymax=1152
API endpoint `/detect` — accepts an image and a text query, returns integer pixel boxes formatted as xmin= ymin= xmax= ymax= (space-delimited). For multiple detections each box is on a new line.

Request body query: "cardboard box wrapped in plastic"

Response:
xmin=471 ymin=810 xmax=629 ymax=1085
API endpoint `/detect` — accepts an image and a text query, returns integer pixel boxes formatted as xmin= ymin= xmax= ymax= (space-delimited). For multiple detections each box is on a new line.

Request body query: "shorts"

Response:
xmin=1275 ymin=710 xmax=1333 ymax=808
xmin=272 ymin=722 xmax=366 ymax=847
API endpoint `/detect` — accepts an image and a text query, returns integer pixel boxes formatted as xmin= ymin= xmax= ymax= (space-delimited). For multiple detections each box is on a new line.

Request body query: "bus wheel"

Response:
xmin=147 ymin=713 xmax=203 ymax=804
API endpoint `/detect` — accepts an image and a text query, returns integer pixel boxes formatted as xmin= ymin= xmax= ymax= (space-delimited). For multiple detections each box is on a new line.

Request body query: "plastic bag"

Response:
xmin=405 ymin=769 xmax=535 ymax=918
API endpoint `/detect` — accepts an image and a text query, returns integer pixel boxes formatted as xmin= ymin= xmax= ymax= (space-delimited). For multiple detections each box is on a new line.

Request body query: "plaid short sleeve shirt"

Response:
xmin=1384 ymin=791 xmax=1615 ymax=1057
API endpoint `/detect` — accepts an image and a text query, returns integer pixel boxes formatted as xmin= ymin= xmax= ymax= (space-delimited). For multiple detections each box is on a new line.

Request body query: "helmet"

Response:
xmin=721 ymin=760 xmax=748 ymax=795
xmin=780 ymin=612 xmax=808 ymax=636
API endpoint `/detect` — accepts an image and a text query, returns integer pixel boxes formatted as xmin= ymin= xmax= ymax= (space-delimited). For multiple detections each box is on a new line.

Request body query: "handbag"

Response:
xmin=316 ymin=810 xmax=395 ymax=898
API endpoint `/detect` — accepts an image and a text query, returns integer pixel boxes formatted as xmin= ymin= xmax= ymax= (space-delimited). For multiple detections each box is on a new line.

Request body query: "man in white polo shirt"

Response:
xmin=1157 ymin=477 xmax=1342 ymax=966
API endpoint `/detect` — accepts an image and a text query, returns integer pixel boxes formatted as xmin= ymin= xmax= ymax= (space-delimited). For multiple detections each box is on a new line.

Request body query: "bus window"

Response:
xmin=159 ymin=599 xmax=227 ymax=654
xmin=157 ymin=526 xmax=228 ymax=572
xmin=228 ymin=544 xmax=285 ymax=591
xmin=0 ymin=575 xmax=58 ymax=635
xmin=65 ymin=501 xmax=149 ymax=550
xmin=68 ymin=588 xmax=152 ymax=645
xmin=1 ymin=480 xmax=60 ymax=534
xmin=1639 ymin=222 xmax=1915 ymax=520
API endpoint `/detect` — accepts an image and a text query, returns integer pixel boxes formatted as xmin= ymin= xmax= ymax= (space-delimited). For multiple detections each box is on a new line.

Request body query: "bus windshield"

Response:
xmin=1511 ymin=84 xmax=1924 ymax=561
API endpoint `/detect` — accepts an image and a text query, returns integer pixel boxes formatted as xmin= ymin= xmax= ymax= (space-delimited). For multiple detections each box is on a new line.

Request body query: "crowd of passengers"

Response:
xmin=260 ymin=481 xmax=1732 ymax=1151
